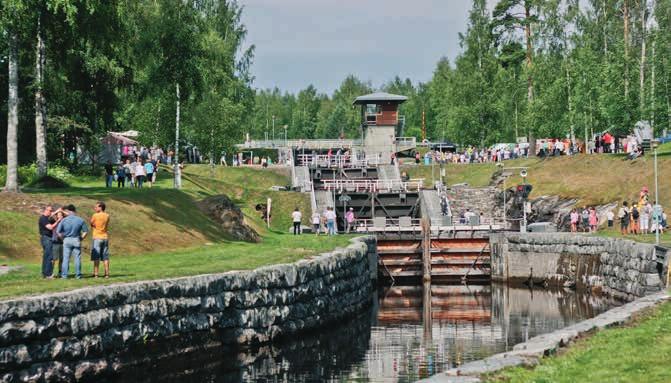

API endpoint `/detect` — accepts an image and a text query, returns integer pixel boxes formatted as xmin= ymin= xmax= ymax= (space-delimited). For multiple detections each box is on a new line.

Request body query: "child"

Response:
xmin=606 ymin=209 xmax=614 ymax=228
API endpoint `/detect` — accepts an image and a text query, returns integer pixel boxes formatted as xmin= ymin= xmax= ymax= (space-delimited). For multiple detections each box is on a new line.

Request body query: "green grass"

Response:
xmin=594 ymin=227 xmax=671 ymax=247
xmin=0 ymin=233 xmax=353 ymax=300
xmin=0 ymin=165 xmax=310 ymax=261
xmin=487 ymin=300 xmax=671 ymax=383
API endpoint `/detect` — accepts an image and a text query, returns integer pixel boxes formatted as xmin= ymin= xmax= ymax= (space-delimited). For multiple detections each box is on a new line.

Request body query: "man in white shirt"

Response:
xmin=311 ymin=211 xmax=321 ymax=235
xmin=325 ymin=207 xmax=337 ymax=235
xmin=291 ymin=208 xmax=302 ymax=235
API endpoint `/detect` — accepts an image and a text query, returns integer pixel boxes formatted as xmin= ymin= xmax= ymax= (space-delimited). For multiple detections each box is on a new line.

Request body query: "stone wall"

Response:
xmin=0 ymin=236 xmax=377 ymax=382
xmin=490 ymin=233 xmax=668 ymax=301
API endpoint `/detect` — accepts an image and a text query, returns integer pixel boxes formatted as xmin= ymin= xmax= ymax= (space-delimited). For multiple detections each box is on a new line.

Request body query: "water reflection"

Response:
xmin=111 ymin=284 xmax=617 ymax=383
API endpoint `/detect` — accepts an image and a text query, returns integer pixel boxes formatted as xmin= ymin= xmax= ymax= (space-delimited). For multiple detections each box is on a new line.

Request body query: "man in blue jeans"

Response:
xmin=38 ymin=205 xmax=57 ymax=278
xmin=57 ymin=204 xmax=89 ymax=279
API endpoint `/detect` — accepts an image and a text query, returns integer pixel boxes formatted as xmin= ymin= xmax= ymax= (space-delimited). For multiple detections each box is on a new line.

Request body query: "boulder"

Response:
xmin=197 ymin=195 xmax=260 ymax=242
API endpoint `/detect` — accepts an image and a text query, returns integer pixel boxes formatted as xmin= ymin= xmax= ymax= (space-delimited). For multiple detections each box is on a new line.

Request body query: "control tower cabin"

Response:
xmin=353 ymin=92 xmax=408 ymax=164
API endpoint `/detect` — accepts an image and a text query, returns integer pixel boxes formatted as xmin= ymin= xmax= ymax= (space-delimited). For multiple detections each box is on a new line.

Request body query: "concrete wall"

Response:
xmin=490 ymin=233 xmax=668 ymax=301
xmin=364 ymin=125 xmax=395 ymax=163
xmin=0 ymin=237 xmax=377 ymax=382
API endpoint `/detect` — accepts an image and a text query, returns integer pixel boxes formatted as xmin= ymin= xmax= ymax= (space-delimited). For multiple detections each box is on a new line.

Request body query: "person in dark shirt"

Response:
xmin=38 ymin=205 xmax=59 ymax=278
xmin=104 ymin=162 xmax=114 ymax=187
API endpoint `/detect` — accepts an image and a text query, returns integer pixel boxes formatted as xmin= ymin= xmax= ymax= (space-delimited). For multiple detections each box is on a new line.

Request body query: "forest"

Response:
xmin=251 ymin=0 xmax=671 ymax=150
xmin=2 ymin=0 xmax=671 ymax=190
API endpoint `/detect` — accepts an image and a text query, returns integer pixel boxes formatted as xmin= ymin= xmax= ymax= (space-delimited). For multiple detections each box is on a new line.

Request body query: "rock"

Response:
xmin=197 ymin=195 xmax=260 ymax=242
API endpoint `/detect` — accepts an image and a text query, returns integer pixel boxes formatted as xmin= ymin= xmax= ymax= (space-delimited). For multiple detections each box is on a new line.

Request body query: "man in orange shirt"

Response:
xmin=90 ymin=201 xmax=111 ymax=278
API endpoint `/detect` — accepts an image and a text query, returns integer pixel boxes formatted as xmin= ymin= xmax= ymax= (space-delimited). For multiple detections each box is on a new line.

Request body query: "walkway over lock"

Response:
xmin=320 ymin=178 xmax=424 ymax=193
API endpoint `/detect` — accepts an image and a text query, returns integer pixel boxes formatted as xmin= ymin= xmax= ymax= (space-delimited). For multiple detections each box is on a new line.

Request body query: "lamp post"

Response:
xmin=653 ymin=139 xmax=660 ymax=245
xmin=272 ymin=115 xmax=276 ymax=142
xmin=521 ymin=169 xmax=528 ymax=233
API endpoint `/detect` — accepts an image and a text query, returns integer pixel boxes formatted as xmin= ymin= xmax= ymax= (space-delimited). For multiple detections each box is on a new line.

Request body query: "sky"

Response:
xmin=238 ymin=0 xmax=479 ymax=94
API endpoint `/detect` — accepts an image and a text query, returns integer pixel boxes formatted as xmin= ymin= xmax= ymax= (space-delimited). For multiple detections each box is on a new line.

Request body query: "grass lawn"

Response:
xmin=487 ymin=300 xmax=671 ymax=383
xmin=0 ymin=165 xmax=330 ymax=300
xmin=595 ymin=227 xmax=671 ymax=247
xmin=403 ymin=152 xmax=671 ymax=210
xmin=0 ymin=165 xmax=311 ymax=261
xmin=0 ymin=233 xmax=353 ymax=300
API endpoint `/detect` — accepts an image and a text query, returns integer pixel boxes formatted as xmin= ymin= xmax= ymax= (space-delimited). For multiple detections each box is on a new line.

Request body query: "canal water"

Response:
xmin=114 ymin=284 xmax=619 ymax=382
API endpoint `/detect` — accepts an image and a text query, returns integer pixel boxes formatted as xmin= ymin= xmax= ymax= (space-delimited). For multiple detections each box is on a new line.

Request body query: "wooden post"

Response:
xmin=422 ymin=218 xmax=431 ymax=283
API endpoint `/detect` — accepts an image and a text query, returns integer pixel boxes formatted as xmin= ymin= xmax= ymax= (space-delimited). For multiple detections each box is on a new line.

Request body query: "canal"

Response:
xmin=112 ymin=284 xmax=618 ymax=382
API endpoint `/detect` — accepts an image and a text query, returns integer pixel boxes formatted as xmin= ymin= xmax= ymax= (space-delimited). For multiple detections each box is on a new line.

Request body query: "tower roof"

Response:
xmin=352 ymin=92 xmax=408 ymax=105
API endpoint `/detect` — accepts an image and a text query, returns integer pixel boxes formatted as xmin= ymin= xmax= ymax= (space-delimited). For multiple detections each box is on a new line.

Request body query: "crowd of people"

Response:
xmin=39 ymin=201 xmax=111 ymax=279
xmin=569 ymin=187 xmax=668 ymax=235
xmin=616 ymin=187 xmax=668 ymax=235
xmin=291 ymin=206 xmax=354 ymax=235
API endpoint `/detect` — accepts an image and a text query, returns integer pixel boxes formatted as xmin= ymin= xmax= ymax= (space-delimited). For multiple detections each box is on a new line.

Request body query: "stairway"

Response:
xmin=446 ymin=186 xmax=503 ymax=224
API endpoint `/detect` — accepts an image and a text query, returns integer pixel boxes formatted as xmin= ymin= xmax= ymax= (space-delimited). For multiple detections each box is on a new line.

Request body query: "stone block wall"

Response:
xmin=490 ymin=233 xmax=667 ymax=301
xmin=0 ymin=236 xmax=377 ymax=382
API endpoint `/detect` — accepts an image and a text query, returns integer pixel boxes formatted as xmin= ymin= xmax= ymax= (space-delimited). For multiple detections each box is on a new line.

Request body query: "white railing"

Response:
xmin=309 ymin=179 xmax=317 ymax=214
xmin=297 ymin=154 xmax=374 ymax=168
xmin=320 ymin=178 xmax=424 ymax=193
xmin=237 ymin=139 xmax=362 ymax=149
xmin=395 ymin=137 xmax=417 ymax=149
xmin=353 ymin=217 xmax=505 ymax=233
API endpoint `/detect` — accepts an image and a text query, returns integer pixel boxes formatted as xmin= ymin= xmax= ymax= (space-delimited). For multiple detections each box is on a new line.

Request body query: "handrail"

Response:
xmin=320 ymin=178 xmax=424 ymax=193
xmin=309 ymin=178 xmax=317 ymax=214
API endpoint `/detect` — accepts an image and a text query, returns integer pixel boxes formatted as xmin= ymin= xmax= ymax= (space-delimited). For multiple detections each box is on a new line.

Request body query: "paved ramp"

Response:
xmin=314 ymin=190 xmax=335 ymax=214
xmin=293 ymin=166 xmax=311 ymax=192
xmin=421 ymin=189 xmax=447 ymax=225
xmin=377 ymin=164 xmax=400 ymax=181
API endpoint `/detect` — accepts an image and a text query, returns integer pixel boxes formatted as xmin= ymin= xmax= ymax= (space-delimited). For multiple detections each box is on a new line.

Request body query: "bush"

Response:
xmin=0 ymin=163 xmax=72 ymax=188
xmin=27 ymin=175 xmax=70 ymax=189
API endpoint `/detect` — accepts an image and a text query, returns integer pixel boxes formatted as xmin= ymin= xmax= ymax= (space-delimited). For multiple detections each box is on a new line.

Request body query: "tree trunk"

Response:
xmin=35 ymin=15 xmax=48 ymax=178
xmin=603 ymin=0 xmax=608 ymax=56
xmin=525 ymin=3 xmax=535 ymax=156
xmin=173 ymin=83 xmax=182 ymax=189
xmin=566 ymin=61 xmax=575 ymax=144
xmin=639 ymin=0 xmax=647 ymax=116
xmin=4 ymin=32 xmax=20 ymax=193
xmin=624 ymin=0 xmax=630 ymax=101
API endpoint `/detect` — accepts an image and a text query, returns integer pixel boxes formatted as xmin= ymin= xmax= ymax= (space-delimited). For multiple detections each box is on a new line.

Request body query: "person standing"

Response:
xmin=588 ymin=207 xmax=599 ymax=232
xmin=291 ymin=207 xmax=302 ymax=235
xmin=90 ymin=201 xmax=111 ymax=278
xmin=618 ymin=202 xmax=630 ymax=235
xmin=104 ymin=162 xmax=114 ymax=188
xmin=570 ymin=209 xmax=579 ymax=233
xmin=581 ymin=207 xmax=590 ymax=232
xmin=345 ymin=207 xmax=355 ymax=233
xmin=630 ymin=203 xmax=640 ymax=235
xmin=326 ymin=207 xmax=337 ymax=235
xmin=57 ymin=205 xmax=88 ymax=279
xmin=51 ymin=209 xmax=66 ymax=277
xmin=116 ymin=163 xmax=126 ymax=188
xmin=607 ymin=209 xmax=615 ymax=228
xmin=640 ymin=202 xmax=652 ymax=234
xmin=311 ymin=211 xmax=321 ymax=235
xmin=135 ymin=159 xmax=146 ymax=188
xmin=129 ymin=157 xmax=137 ymax=188
xmin=38 ymin=205 xmax=57 ymax=278
xmin=144 ymin=159 xmax=154 ymax=188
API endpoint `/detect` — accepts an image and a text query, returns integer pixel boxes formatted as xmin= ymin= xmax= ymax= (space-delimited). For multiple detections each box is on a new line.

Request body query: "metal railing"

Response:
xmin=395 ymin=137 xmax=417 ymax=150
xmin=320 ymin=178 xmax=424 ymax=193
xmin=296 ymin=154 xmax=380 ymax=168
xmin=237 ymin=139 xmax=362 ymax=150
xmin=352 ymin=217 xmax=505 ymax=233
